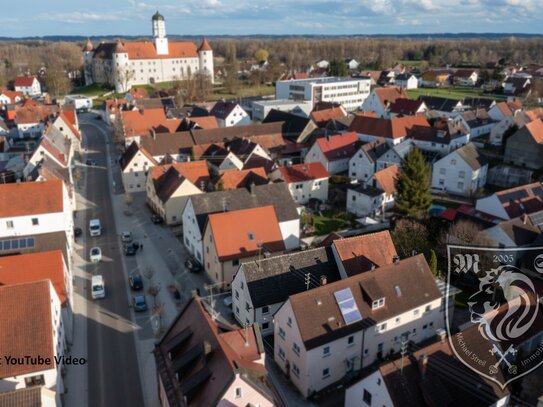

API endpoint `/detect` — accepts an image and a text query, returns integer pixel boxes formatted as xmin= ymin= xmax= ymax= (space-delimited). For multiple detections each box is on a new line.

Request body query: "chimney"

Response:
xmin=370 ymin=263 xmax=376 ymax=271
xmin=436 ymin=328 xmax=447 ymax=344
xmin=250 ymin=182 xmax=256 ymax=196
xmin=393 ymin=255 xmax=400 ymax=264
xmin=203 ymin=340 xmax=212 ymax=357
xmin=419 ymin=354 xmax=428 ymax=378
xmin=523 ymin=213 xmax=528 ymax=225
xmin=320 ymin=275 xmax=327 ymax=286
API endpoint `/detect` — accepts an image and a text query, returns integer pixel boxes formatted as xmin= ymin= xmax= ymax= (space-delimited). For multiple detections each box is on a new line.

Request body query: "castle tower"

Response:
xmin=82 ymin=38 xmax=94 ymax=86
xmin=112 ymin=40 xmax=130 ymax=92
xmin=152 ymin=11 xmax=169 ymax=55
xmin=198 ymin=38 xmax=214 ymax=84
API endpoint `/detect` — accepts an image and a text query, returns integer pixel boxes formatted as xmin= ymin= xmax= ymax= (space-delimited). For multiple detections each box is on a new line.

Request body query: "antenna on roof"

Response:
xmin=400 ymin=338 xmax=408 ymax=374
xmin=221 ymin=197 xmax=227 ymax=212
xmin=257 ymin=241 xmax=263 ymax=270
xmin=305 ymin=272 xmax=311 ymax=290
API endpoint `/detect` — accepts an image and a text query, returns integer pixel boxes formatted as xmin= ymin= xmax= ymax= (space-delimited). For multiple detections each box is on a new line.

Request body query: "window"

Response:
xmin=292 ymin=363 xmax=300 ymax=377
xmin=425 ymin=305 xmax=431 ymax=312
xmin=413 ymin=309 xmax=420 ymax=316
xmin=287 ymin=317 xmax=292 ymax=327
xmin=323 ymin=346 xmax=330 ymax=357
xmin=6 ymin=220 xmax=14 ymax=229
xmin=395 ymin=317 xmax=401 ymax=324
xmin=451 ymin=159 xmax=457 ymax=165
xmin=245 ymin=302 xmax=250 ymax=311
xmin=459 ymin=170 xmax=466 ymax=179
xmin=352 ymin=195 xmax=356 ymax=202
xmin=24 ymin=374 xmax=45 ymax=387
xmin=292 ymin=342 xmax=300 ymax=355
xmin=235 ymin=290 xmax=239 ymax=299
xmin=279 ymin=327 xmax=285 ymax=339
xmin=209 ymin=234 xmax=213 ymax=242
xmin=457 ymin=182 xmax=464 ymax=189
xmin=363 ymin=389 xmax=372 ymax=405
xmin=232 ymin=259 xmax=239 ymax=266
xmin=348 ymin=335 xmax=354 ymax=345
xmin=439 ymin=168 xmax=446 ymax=175
xmin=278 ymin=347 xmax=285 ymax=360
xmin=377 ymin=378 xmax=381 ymax=386
xmin=235 ymin=387 xmax=242 ymax=399
xmin=322 ymin=368 xmax=330 ymax=378
xmin=235 ymin=306 xmax=239 ymax=314
xmin=31 ymin=217 xmax=39 ymax=226
xmin=262 ymin=322 xmax=269 ymax=330
xmin=375 ymin=323 xmax=387 ymax=333
xmin=262 ymin=306 xmax=269 ymax=314
xmin=372 ymin=298 xmax=385 ymax=309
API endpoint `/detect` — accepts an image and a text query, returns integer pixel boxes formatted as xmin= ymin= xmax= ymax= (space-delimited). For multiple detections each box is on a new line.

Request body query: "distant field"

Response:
xmin=70 ymin=83 xmax=113 ymax=97
xmin=407 ymin=86 xmax=502 ymax=101
xmin=209 ymin=83 xmax=275 ymax=101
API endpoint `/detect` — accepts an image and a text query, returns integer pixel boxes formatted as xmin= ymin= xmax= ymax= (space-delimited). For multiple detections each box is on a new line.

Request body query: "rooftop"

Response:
xmin=0 ymin=180 xmax=64 ymax=218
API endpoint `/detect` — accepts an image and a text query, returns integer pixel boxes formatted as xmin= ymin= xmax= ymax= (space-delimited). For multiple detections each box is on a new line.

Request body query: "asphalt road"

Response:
xmin=81 ymin=119 xmax=145 ymax=407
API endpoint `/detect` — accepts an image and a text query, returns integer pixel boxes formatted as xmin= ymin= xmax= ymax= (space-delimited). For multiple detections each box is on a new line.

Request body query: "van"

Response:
xmin=91 ymin=275 xmax=105 ymax=299
xmin=89 ymin=219 xmax=101 ymax=237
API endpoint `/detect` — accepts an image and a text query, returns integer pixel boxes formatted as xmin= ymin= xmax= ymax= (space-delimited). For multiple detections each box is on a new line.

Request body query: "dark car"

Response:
xmin=184 ymin=258 xmax=202 ymax=273
xmin=86 ymin=159 xmax=97 ymax=166
xmin=124 ymin=243 xmax=138 ymax=256
xmin=132 ymin=295 xmax=148 ymax=312
xmin=128 ymin=273 xmax=143 ymax=291
xmin=151 ymin=214 xmax=163 ymax=224
xmin=74 ymin=227 xmax=82 ymax=237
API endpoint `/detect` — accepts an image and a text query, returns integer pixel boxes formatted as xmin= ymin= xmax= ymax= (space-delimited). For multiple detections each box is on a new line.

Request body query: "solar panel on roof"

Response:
xmin=499 ymin=190 xmax=529 ymax=203
xmin=334 ymin=287 xmax=362 ymax=325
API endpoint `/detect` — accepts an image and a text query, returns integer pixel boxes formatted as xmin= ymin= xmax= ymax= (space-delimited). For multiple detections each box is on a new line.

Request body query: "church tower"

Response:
xmin=198 ymin=38 xmax=214 ymax=84
xmin=82 ymin=38 xmax=94 ymax=86
xmin=152 ymin=11 xmax=169 ymax=55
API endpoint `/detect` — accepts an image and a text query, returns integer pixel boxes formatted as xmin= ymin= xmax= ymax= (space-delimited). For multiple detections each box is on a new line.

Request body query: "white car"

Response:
xmin=90 ymin=247 xmax=102 ymax=263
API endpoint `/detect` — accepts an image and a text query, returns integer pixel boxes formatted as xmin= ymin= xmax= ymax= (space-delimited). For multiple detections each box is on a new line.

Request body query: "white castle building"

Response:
xmin=82 ymin=11 xmax=214 ymax=92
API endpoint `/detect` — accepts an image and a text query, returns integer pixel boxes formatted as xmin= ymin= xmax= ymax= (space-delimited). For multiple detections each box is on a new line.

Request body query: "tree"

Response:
xmin=44 ymin=66 xmax=72 ymax=98
xmin=112 ymin=114 xmax=125 ymax=145
xmin=115 ymin=67 xmax=135 ymax=93
xmin=394 ymin=147 xmax=432 ymax=219
xmin=428 ymin=249 xmax=438 ymax=276
xmin=194 ymin=73 xmax=212 ymax=101
xmin=329 ymin=59 xmax=349 ymax=77
xmin=391 ymin=218 xmax=429 ymax=258
xmin=124 ymin=192 xmax=134 ymax=207
xmin=255 ymin=49 xmax=269 ymax=63
xmin=224 ymin=62 xmax=240 ymax=95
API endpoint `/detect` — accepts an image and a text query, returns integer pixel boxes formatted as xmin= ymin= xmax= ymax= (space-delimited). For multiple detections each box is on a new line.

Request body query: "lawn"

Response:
xmin=396 ymin=60 xmax=427 ymax=67
xmin=308 ymin=209 xmax=356 ymax=236
xmin=209 ymin=83 xmax=275 ymax=101
xmin=407 ymin=86 xmax=502 ymax=101
xmin=70 ymin=83 xmax=114 ymax=97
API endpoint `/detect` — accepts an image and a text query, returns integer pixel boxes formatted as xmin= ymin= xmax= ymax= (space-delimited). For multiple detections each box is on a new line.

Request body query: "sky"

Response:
xmin=2 ymin=0 xmax=543 ymax=37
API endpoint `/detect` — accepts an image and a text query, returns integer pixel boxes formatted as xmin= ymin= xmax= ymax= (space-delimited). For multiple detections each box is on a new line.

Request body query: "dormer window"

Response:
xmin=372 ymin=297 xmax=385 ymax=309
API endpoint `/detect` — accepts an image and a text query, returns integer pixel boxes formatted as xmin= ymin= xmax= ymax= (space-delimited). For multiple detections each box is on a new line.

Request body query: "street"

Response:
xmin=78 ymin=118 xmax=145 ymax=407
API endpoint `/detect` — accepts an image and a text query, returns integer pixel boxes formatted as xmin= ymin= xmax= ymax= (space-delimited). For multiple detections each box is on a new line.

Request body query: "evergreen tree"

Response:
xmin=329 ymin=59 xmax=349 ymax=77
xmin=394 ymin=147 xmax=432 ymax=219
xmin=428 ymin=249 xmax=438 ymax=276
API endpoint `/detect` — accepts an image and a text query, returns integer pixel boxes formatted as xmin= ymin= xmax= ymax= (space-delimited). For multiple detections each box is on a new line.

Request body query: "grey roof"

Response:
xmin=391 ymin=139 xmax=415 ymax=159
xmin=454 ymin=143 xmax=488 ymax=171
xmin=189 ymin=183 xmax=299 ymax=233
xmin=419 ymin=96 xmax=461 ymax=112
xmin=349 ymin=184 xmax=384 ymax=198
xmin=242 ymin=246 xmax=341 ymax=308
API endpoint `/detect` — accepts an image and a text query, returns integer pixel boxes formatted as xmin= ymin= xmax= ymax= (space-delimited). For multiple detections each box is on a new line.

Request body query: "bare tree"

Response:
xmin=115 ymin=67 xmax=135 ymax=93
xmin=111 ymin=114 xmax=125 ymax=145
xmin=45 ymin=66 xmax=72 ymax=98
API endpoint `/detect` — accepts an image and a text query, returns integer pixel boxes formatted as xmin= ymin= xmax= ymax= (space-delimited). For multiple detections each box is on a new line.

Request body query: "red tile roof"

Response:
xmin=315 ymin=132 xmax=359 ymax=162
xmin=0 ymin=251 xmax=67 ymax=306
xmin=0 ymin=180 xmax=64 ymax=217
xmin=310 ymin=107 xmax=346 ymax=126
xmin=349 ymin=114 xmax=430 ymax=140
xmin=57 ymin=112 xmax=81 ymax=141
xmin=0 ymin=91 xmax=24 ymax=104
xmin=208 ymin=206 xmax=285 ymax=261
xmin=188 ymin=115 xmax=219 ymax=129
xmin=373 ymin=86 xmax=408 ymax=106
xmin=122 ymin=108 xmax=180 ymax=137
xmin=14 ymin=76 xmax=37 ymax=87
xmin=524 ymin=118 xmax=543 ymax=143
xmin=332 ymin=230 xmax=398 ymax=276
xmin=0 ymin=280 xmax=55 ymax=377
xmin=217 ymin=167 xmax=268 ymax=190
xmin=278 ymin=162 xmax=330 ymax=183
xmin=198 ymin=37 xmax=212 ymax=52
xmin=40 ymin=137 xmax=67 ymax=165
xmin=374 ymin=164 xmax=399 ymax=195
xmin=150 ymin=160 xmax=210 ymax=188
xmin=389 ymin=98 xmax=425 ymax=115
xmin=115 ymin=41 xmax=198 ymax=59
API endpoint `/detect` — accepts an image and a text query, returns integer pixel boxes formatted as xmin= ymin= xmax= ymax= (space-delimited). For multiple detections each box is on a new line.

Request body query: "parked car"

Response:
xmin=121 ymin=231 xmax=133 ymax=243
xmin=185 ymin=258 xmax=202 ymax=273
xmin=90 ymin=247 xmax=102 ymax=262
xmin=151 ymin=214 xmax=163 ymax=224
xmin=128 ymin=273 xmax=143 ymax=291
xmin=124 ymin=243 xmax=138 ymax=256
xmin=132 ymin=295 xmax=148 ymax=312
xmin=74 ymin=227 xmax=82 ymax=237
xmin=86 ymin=159 xmax=97 ymax=166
